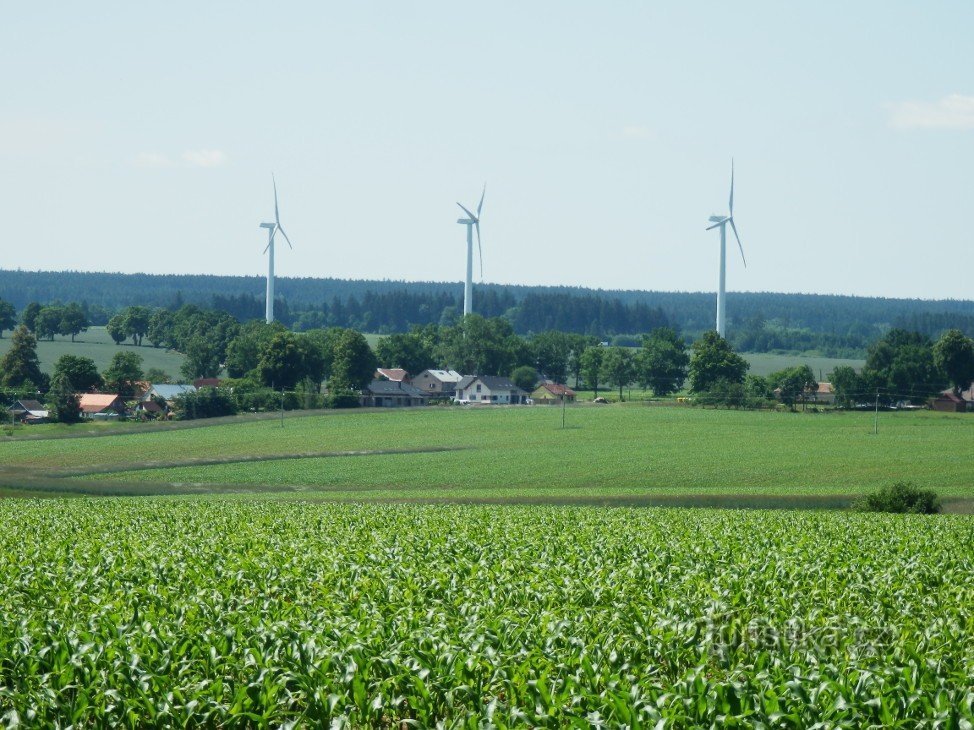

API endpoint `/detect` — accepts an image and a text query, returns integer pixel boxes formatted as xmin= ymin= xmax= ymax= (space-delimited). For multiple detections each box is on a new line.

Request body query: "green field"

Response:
xmin=2 ymin=406 xmax=971 ymax=504
xmin=741 ymin=352 xmax=865 ymax=378
xmin=0 ymin=500 xmax=970 ymax=726
xmin=0 ymin=326 xmax=186 ymax=376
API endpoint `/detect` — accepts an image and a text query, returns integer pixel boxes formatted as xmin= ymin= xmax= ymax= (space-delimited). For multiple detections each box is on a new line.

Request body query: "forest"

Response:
xmin=2 ymin=269 xmax=973 ymax=355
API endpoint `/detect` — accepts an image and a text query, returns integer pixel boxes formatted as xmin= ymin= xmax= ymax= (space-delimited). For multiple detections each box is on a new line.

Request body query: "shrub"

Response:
xmin=853 ymin=482 xmax=941 ymax=514
xmin=327 ymin=390 xmax=361 ymax=409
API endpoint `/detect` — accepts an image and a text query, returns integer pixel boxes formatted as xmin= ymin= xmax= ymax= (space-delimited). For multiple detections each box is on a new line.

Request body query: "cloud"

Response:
xmin=132 ymin=151 xmax=174 ymax=168
xmin=181 ymin=149 xmax=228 ymax=167
xmin=888 ymin=94 xmax=974 ymax=130
xmin=620 ymin=125 xmax=655 ymax=140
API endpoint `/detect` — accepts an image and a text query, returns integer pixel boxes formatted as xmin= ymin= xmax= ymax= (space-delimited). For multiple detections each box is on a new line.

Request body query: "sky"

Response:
xmin=2 ymin=1 xmax=973 ymax=300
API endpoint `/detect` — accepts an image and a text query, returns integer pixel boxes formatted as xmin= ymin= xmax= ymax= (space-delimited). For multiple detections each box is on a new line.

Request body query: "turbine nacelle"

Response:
xmin=456 ymin=183 xmax=486 ymax=280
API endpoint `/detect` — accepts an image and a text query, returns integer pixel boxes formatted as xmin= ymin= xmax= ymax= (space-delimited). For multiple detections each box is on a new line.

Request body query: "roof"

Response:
xmin=79 ymin=393 xmax=124 ymax=413
xmin=458 ymin=375 xmax=527 ymax=395
xmin=12 ymin=399 xmax=44 ymax=412
xmin=194 ymin=378 xmax=221 ymax=388
xmin=534 ymin=383 xmax=576 ymax=397
xmin=137 ymin=400 xmax=163 ymax=412
xmin=366 ymin=381 xmax=428 ymax=397
xmin=936 ymin=391 xmax=966 ymax=404
xmin=149 ymin=384 xmax=197 ymax=400
xmin=375 ymin=368 xmax=409 ymax=382
xmin=814 ymin=382 xmax=833 ymax=394
xmin=418 ymin=369 xmax=463 ymax=383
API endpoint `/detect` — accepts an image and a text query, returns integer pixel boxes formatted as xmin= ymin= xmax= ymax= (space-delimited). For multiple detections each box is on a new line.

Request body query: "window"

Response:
xmin=476 ymin=384 xmax=482 ymax=392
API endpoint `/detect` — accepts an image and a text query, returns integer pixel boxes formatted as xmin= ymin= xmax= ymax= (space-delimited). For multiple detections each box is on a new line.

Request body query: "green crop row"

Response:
xmin=0 ymin=500 xmax=971 ymax=726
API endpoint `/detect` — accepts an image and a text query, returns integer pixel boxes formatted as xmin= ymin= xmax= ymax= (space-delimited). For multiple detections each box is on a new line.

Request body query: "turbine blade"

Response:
xmin=273 ymin=174 xmax=280 ymax=225
xmin=263 ymin=228 xmax=275 ymax=254
xmin=728 ymin=159 xmax=734 ymax=215
xmin=729 ymin=217 xmax=746 ymax=267
xmin=475 ymin=220 xmax=483 ymax=280
xmin=476 ymin=182 xmax=486 ymax=217
xmin=705 ymin=221 xmax=725 ymax=231
xmin=457 ymin=202 xmax=477 ymax=221
xmin=277 ymin=223 xmax=293 ymax=250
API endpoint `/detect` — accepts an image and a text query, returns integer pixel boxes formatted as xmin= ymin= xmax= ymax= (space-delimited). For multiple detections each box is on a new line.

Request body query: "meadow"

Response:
xmin=0 ymin=326 xmax=186 ymax=376
xmin=2 ymin=405 xmax=971 ymax=505
xmin=0 ymin=500 xmax=970 ymax=726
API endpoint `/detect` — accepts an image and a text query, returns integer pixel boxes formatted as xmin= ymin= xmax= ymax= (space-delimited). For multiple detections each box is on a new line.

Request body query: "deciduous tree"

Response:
xmin=53 ymin=355 xmax=102 ymax=393
xmin=688 ymin=331 xmax=749 ymax=394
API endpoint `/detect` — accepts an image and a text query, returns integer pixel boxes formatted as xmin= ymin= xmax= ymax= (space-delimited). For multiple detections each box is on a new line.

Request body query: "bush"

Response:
xmin=327 ymin=390 xmax=361 ymax=409
xmin=172 ymin=388 xmax=238 ymax=420
xmin=853 ymin=482 xmax=941 ymax=514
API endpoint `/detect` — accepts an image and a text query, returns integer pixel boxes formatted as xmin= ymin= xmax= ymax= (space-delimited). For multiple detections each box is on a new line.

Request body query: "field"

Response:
xmin=0 ymin=326 xmax=186 ymax=376
xmin=0 ymin=500 xmax=971 ymax=726
xmin=2 ymin=406 xmax=972 ymax=506
xmin=2 ymin=406 xmax=973 ymax=725
xmin=741 ymin=353 xmax=865 ymax=378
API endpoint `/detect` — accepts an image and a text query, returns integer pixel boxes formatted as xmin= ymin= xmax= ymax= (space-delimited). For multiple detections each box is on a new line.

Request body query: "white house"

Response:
xmin=412 ymin=369 xmax=463 ymax=397
xmin=455 ymin=375 xmax=529 ymax=404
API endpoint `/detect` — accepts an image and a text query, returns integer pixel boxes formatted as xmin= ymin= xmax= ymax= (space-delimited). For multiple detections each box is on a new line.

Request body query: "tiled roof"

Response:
xmin=458 ymin=375 xmax=527 ymax=395
xmin=79 ymin=393 xmax=123 ymax=413
xmin=420 ymin=369 xmax=463 ymax=383
xmin=535 ymin=383 xmax=576 ymax=397
xmin=366 ymin=381 xmax=428 ymax=397
xmin=376 ymin=368 xmax=409 ymax=382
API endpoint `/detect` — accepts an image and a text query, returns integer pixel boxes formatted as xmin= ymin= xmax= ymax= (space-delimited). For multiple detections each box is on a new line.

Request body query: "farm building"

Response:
xmin=531 ymin=383 xmax=577 ymax=404
xmin=931 ymin=391 xmax=968 ymax=413
xmin=9 ymin=399 xmax=49 ymax=424
xmin=143 ymin=384 xmax=197 ymax=404
xmin=362 ymin=380 xmax=430 ymax=407
xmin=455 ymin=375 xmax=529 ymax=404
xmin=806 ymin=382 xmax=835 ymax=405
xmin=412 ymin=369 xmax=463 ymax=397
xmin=78 ymin=394 xmax=126 ymax=419
xmin=375 ymin=368 xmax=410 ymax=382
xmin=193 ymin=377 xmax=221 ymax=389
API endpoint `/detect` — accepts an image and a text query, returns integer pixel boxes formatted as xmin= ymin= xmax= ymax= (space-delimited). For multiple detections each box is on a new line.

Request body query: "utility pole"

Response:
xmin=562 ymin=391 xmax=566 ymax=429
xmin=873 ymin=391 xmax=879 ymax=435
xmin=280 ymin=388 xmax=285 ymax=428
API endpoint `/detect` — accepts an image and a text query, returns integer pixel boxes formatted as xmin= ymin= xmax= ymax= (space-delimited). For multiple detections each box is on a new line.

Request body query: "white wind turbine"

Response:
xmin=456 ymin=184 xmax=486 ymax=317
xmin=706 ymin=160 xmax=746 ymax=337
xmin=259 ymin=176 xmax=293 ymax=324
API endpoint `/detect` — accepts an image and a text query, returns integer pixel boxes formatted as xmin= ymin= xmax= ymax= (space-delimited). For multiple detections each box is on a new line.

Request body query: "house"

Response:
xmin=931 ymin=391 xmax=967 ymax=413
xmin=412 ymin=369 xmax=463 ymax=397
xmin=143 ymin=384 xmax=197 ymax=405
xmin=9 ymin=399 xmax=45 ymax=417
xmin=79 ymin=394 xmax=127 ymax=419
xmin=375 ymin=368 xmax=410 ymax=383
xmin=362 ymin=380 xmax=430 ymax=408
xmin=531 ymin=383 xmax=577 ymax=404
xmin=194 ymin=377 xmax=221 ymax=389
xmin=455 ymin=375 xmax=529 ymax=404
xmin=805 ymin=382 xmax=835 ymax=405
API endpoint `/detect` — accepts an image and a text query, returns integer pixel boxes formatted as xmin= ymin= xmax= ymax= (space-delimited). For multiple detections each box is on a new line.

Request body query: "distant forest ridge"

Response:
xmin=2 ymin=269 xmax=973 ymax=353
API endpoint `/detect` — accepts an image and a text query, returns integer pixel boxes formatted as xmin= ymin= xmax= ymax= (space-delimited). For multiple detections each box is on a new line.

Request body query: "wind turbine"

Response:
xmin=706 ymin=161 xmax=746 ymax=337
xmin=456 ymin=184 xmax=486 ymax=317
xmin=259 ymin=175 xmax=293 ymax=324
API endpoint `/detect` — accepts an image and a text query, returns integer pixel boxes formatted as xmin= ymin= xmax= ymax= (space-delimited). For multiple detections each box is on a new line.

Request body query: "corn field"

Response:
xmin=0 ymin=501 xmax=971 ymax=727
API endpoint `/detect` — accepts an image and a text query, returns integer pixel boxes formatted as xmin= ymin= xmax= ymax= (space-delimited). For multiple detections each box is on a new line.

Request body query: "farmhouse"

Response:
xmin=78 ymin=393 xmax=126 ymax=419
xmin=144 ymin=384 xmax=197 ymax=405
xmin=362 ymin=380 xmax=430 ymax=407
xmin=455 ymin=375 xmax=529 ymax=404
xmin=931 ymin=391 xmax=968 ymax=413
xmin=412 ymin=369 xmax=463 ymax=397
xmin=531 ymin=383 xmax=577 ymax=404
xmin=805 ymin=382 xmax=835 ymax=405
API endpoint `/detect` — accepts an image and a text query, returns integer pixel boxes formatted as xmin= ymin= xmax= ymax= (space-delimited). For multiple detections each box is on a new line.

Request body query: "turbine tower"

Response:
xmin=706 ymin=161 xmax=746 ymax=337
xmin=259 ymin=176 xmax=293 ymax=324
xmin=456 ymin=184 xmax=486 ymax=317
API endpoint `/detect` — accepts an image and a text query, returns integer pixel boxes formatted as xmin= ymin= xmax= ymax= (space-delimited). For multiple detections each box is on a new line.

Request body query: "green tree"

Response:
xmin=688 ymin=331 xmax=749 ymax=394
xmin=375 ymin=330 xmax=437 ymax=376
xmin=579 ymin=346 xmax=604 ymax=396
xmin=0 ymin=326 xmax=45 ymax=390
xmin=601 ymin=347 xmax=636 ymax=400
xmin=180 ymin=335 xmax=222 ymax=380
xmin=34 ymin=306 xmax=64 ymax=341
xmin=510 ymin=365 xmax=539 ymax=393
xmin=48 ymin=373 xmax=82 ymax=424
xmin=20 ymin=302 xmax=41 ymax=332
xmin=102 ymin=351 xmax=144 ymax=397
xmin=862 ymin=329 xmax=944 ymax=404
xmin=0 ymin=299 xmax=16 ymax=338
xmin=436 ymin=315 xmax=529 ymax=376
xmin=123 ymin=306 xmax=152 ymax=346
xmin=529 ymin=331 xmax=573 ymax=384
xmin=106 ymin=314 xmax=127 ymax=345
xmin=329 ymin=330 xmax=378 ymax=392
xmin=144 ymin=367 xmax=172 ymax=384
xmin=257 ymin=332 xmax=305 ymax=390
xmin=58 ymin=302 xmax=89 ymax=342
xmin=828 ymin=365 xmax=862 ymax=409
xmin=768 ymin=364 xmax=817 ymax=410
xmin=52 ymin=355 xmax=102 ymax=393
xmin=933 ymin=329 xmax=974 ymax=395
xmin=147 ymin=309 xmax=175 ymax=348
xmin=636 ymin=327 xmax=689 ymax=396
xmin=225 ymin=321 xmax=288 ymax=378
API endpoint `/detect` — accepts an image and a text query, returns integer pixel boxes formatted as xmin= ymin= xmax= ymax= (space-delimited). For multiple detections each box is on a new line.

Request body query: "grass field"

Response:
xmin=742 ymin=352 xmax=865 ymax=378
xmin=2 ymin=406 xmax=971 ymax=504
xmin=0 ymin=500 xmax=970 ymax=725
xmin=0 ymin=326 xmax=186 ymax=376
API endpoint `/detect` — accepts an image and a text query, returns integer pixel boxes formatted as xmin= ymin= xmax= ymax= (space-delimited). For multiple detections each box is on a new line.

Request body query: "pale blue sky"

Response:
xmin=2 ymin=2 xmax=972 ymax=299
